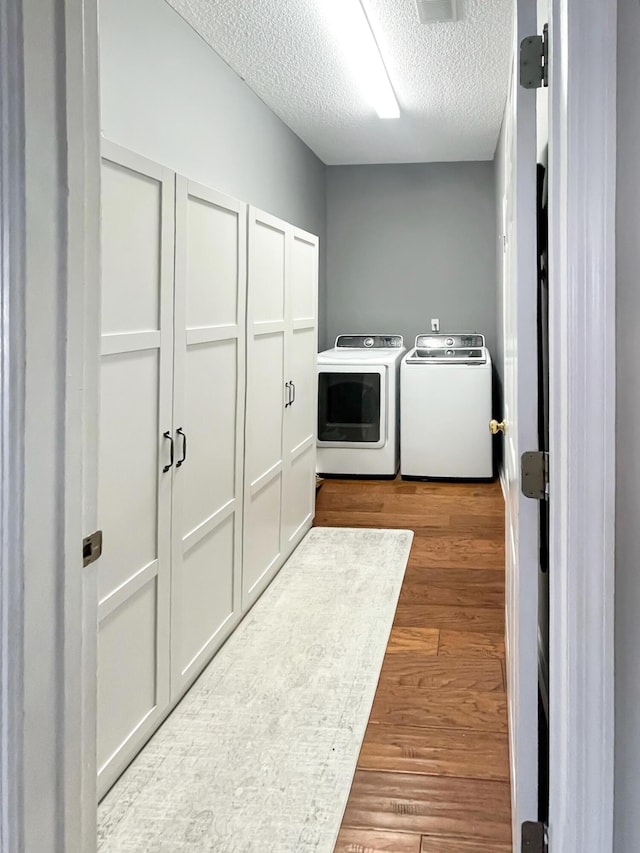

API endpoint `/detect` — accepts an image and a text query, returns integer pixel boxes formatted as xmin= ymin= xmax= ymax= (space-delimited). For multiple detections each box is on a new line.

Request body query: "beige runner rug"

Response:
xmin=98 ymin=526 xmax=413 ymax=853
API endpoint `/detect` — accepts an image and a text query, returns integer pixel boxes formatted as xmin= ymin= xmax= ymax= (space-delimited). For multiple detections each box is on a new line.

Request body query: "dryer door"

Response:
xmin=317 ymin=364 xmax=386 ymax=449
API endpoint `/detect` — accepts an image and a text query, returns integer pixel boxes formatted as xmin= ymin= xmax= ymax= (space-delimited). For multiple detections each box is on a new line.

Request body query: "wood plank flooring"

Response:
xmin=313 ymin=477 xmax=511 ymax=853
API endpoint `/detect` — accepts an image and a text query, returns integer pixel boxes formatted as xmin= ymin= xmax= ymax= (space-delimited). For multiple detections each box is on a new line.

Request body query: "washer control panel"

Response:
xmin=407 ymin=332 xmax=487 ymax=364
xmin=335 ymin=334 xmax=404 ymax=349
xmin=415 ymin=333 xmax=485 ymax=350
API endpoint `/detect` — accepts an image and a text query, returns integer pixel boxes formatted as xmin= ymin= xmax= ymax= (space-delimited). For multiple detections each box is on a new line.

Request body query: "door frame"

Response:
xmin=0 ymin=0 xmax=100 ymax=850
xmin=0 ymin=1 xmax=616 ymax=851
xmin=0 ymin=1 xmax=26 ymax=850
xmin=546 ymin=0 xmax=616 ymax=851
xmin=502 ymin=2 xmax=540 ymax=843
xmin=66 ymin=0 xmax=101 ymax=847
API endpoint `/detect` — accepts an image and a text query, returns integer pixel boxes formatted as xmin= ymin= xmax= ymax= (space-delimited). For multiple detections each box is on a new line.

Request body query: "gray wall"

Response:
xmin=99 ymin=0 xmax=327 ymax=342
xmin=615 ymin=0 xmax=640 ymax=849
xmin=325 ymin=162 xmax=497 ymax=355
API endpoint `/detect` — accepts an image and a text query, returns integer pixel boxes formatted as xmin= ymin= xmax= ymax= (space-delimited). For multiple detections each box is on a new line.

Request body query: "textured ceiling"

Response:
xmin=165 ymin=0 xmax=513 ymax=165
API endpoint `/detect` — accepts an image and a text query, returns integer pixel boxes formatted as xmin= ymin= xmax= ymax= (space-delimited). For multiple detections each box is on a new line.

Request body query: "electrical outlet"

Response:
xmin=431 ymin=318 xmax=440 ymax=332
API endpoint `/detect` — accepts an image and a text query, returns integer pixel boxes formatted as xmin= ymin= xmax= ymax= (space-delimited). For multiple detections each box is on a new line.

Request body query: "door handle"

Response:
xmin=284 ymin=381 xmax=291 ymax=408
xmin=290 ymin=381 xmax=296 ymax=405
xmin=162 ymin=430 xmax=174 ymax=472
xmin=176 ymin=427 xmax=187 ymax=467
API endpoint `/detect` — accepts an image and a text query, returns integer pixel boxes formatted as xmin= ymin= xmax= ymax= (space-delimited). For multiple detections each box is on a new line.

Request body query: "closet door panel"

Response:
xmin=97 ymin=142 xmax=174 ymax=797
xmin=101 ymin=159 xmax=161 ymax=334
xmin=282 ymin=227 xmax=319 ymax=553
xmin=244 ymin=474 xmax=283 ymax=597
xmin=282 ymin=447 xmax=316 ymax=548
xmin=97 ymin=580 xmax=158 ymax=775
xmin=290 ymin=230 xmax=318 ymax=323
xmin=185 ymin=198 xmax=239 ymax=328
xmin=251 ymin=219 xmax=286 ymax=323
xmin=246 ymin=332 xmax=285 ymax=483
xmin=178 ymin=516 xmax=235 ymax=674
xmin=172 ymin=179 xmax=246 ymax=695
xmin=244 ymin=209 xmax=288 ymax=607
xmin=97 ymin=349 xmax=161 ymax=600
xmin=243 ymin=329 xmax=285 ymax=601
xmin=286 ymin=327 xmax=317 ymax=455
xmin=182 ymin=339 xmax=238 ymax=533
xmin=282 ymin=327 xmax=317 ymax=548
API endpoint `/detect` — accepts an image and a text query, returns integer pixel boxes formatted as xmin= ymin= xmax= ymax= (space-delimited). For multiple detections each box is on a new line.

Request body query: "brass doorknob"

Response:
xmin=489 ymin=419 xmax=507 ymax=435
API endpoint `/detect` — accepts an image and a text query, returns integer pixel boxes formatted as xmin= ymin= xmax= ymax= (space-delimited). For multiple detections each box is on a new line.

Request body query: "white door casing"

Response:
xmin=171 ymin=179 xmax=246 ymax=695
xmin=97 ymin=142 xmax=175 ymax=796
xmin=501 ymin=2 xmax=540 ymax=847
xmin=1 ymin=0 xmax=101 ymax=849
xmin=546 ymin=0 xmax=616 ymax=850
xmin=67 ymin=0 xmax=101 ymax=844
xmin=0 ymin=4 xmax=26 ymax=849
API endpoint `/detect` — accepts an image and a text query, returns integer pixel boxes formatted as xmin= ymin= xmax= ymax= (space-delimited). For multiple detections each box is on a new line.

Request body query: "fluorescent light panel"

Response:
xmin=325 ymin=0 xmax=400 ymax=119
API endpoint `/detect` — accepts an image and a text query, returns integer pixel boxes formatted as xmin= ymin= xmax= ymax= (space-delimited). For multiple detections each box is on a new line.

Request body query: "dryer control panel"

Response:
xmin=335 ymin=334 xmax=404 ymax=349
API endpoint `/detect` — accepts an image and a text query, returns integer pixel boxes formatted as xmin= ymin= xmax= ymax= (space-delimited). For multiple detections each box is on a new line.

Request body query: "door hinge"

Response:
xmin=522 ymin=821 xmax=548 ymax=852
xmin=521 ymin=451 xmax=549 ymax=500
xmin=520 ymin=23 xmax=549 ymax=89
xmin=83 ymin=530 xmax=103 ymax=567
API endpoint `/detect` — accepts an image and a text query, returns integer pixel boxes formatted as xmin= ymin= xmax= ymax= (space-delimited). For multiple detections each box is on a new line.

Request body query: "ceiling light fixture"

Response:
xmin=324 ymin=0 xmax=400 ymax=119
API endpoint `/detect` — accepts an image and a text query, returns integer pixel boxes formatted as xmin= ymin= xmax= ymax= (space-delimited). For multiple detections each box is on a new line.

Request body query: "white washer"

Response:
xmin=401 ymin=333 xmax=493 ymax=479
xmin=317 ymin=334 xmax=405 ymax=477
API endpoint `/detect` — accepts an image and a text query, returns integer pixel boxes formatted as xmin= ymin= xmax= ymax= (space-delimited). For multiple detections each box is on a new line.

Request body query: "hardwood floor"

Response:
xmin=313 ymin=477 xmax=511 ymax=853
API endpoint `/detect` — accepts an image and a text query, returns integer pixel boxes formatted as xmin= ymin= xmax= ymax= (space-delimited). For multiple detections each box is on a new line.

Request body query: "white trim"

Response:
xmin=0 ymin=0 xmax=25 ymax=850
xmin=1 ymin=0 xmax=100 ymax=850
xmin=64 ymin=1 xmax=100 ymax=849
xmin=547 ymin=1 xmax=616 ymax=851
xmin=499 ymin=464 xmax=508 ymax=502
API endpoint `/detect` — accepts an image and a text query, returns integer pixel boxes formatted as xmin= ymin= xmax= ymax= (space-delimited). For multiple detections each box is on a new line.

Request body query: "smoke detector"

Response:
xmin=415 ymin=0 xmax=460 ymax=23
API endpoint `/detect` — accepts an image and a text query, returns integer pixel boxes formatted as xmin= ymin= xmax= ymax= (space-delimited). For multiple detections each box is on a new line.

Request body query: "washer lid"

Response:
xmin=319 ymin=347 xmax=405 ymax=365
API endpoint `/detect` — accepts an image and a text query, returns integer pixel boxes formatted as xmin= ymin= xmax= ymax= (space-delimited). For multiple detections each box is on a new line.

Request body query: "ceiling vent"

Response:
xmin=415 ymin=0 xmax=460 ymax=24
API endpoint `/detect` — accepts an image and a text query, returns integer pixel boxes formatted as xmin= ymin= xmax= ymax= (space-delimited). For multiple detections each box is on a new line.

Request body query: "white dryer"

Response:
xmin=317 ymin=334 xmax=405 ymax=477
xmin=400 ymin=333 xmax=493 ymax=480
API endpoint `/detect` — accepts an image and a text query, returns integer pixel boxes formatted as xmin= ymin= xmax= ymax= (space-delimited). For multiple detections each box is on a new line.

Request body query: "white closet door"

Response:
xmin=97 ymin=142 xmax=174 ymax=796
xmin=282 ymin=227 xmax=318 ymax=550
xmin=243 ymin=208 xmax=288 ymax=607
xmin=171 ymin=178 xmax=246 ymax=695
